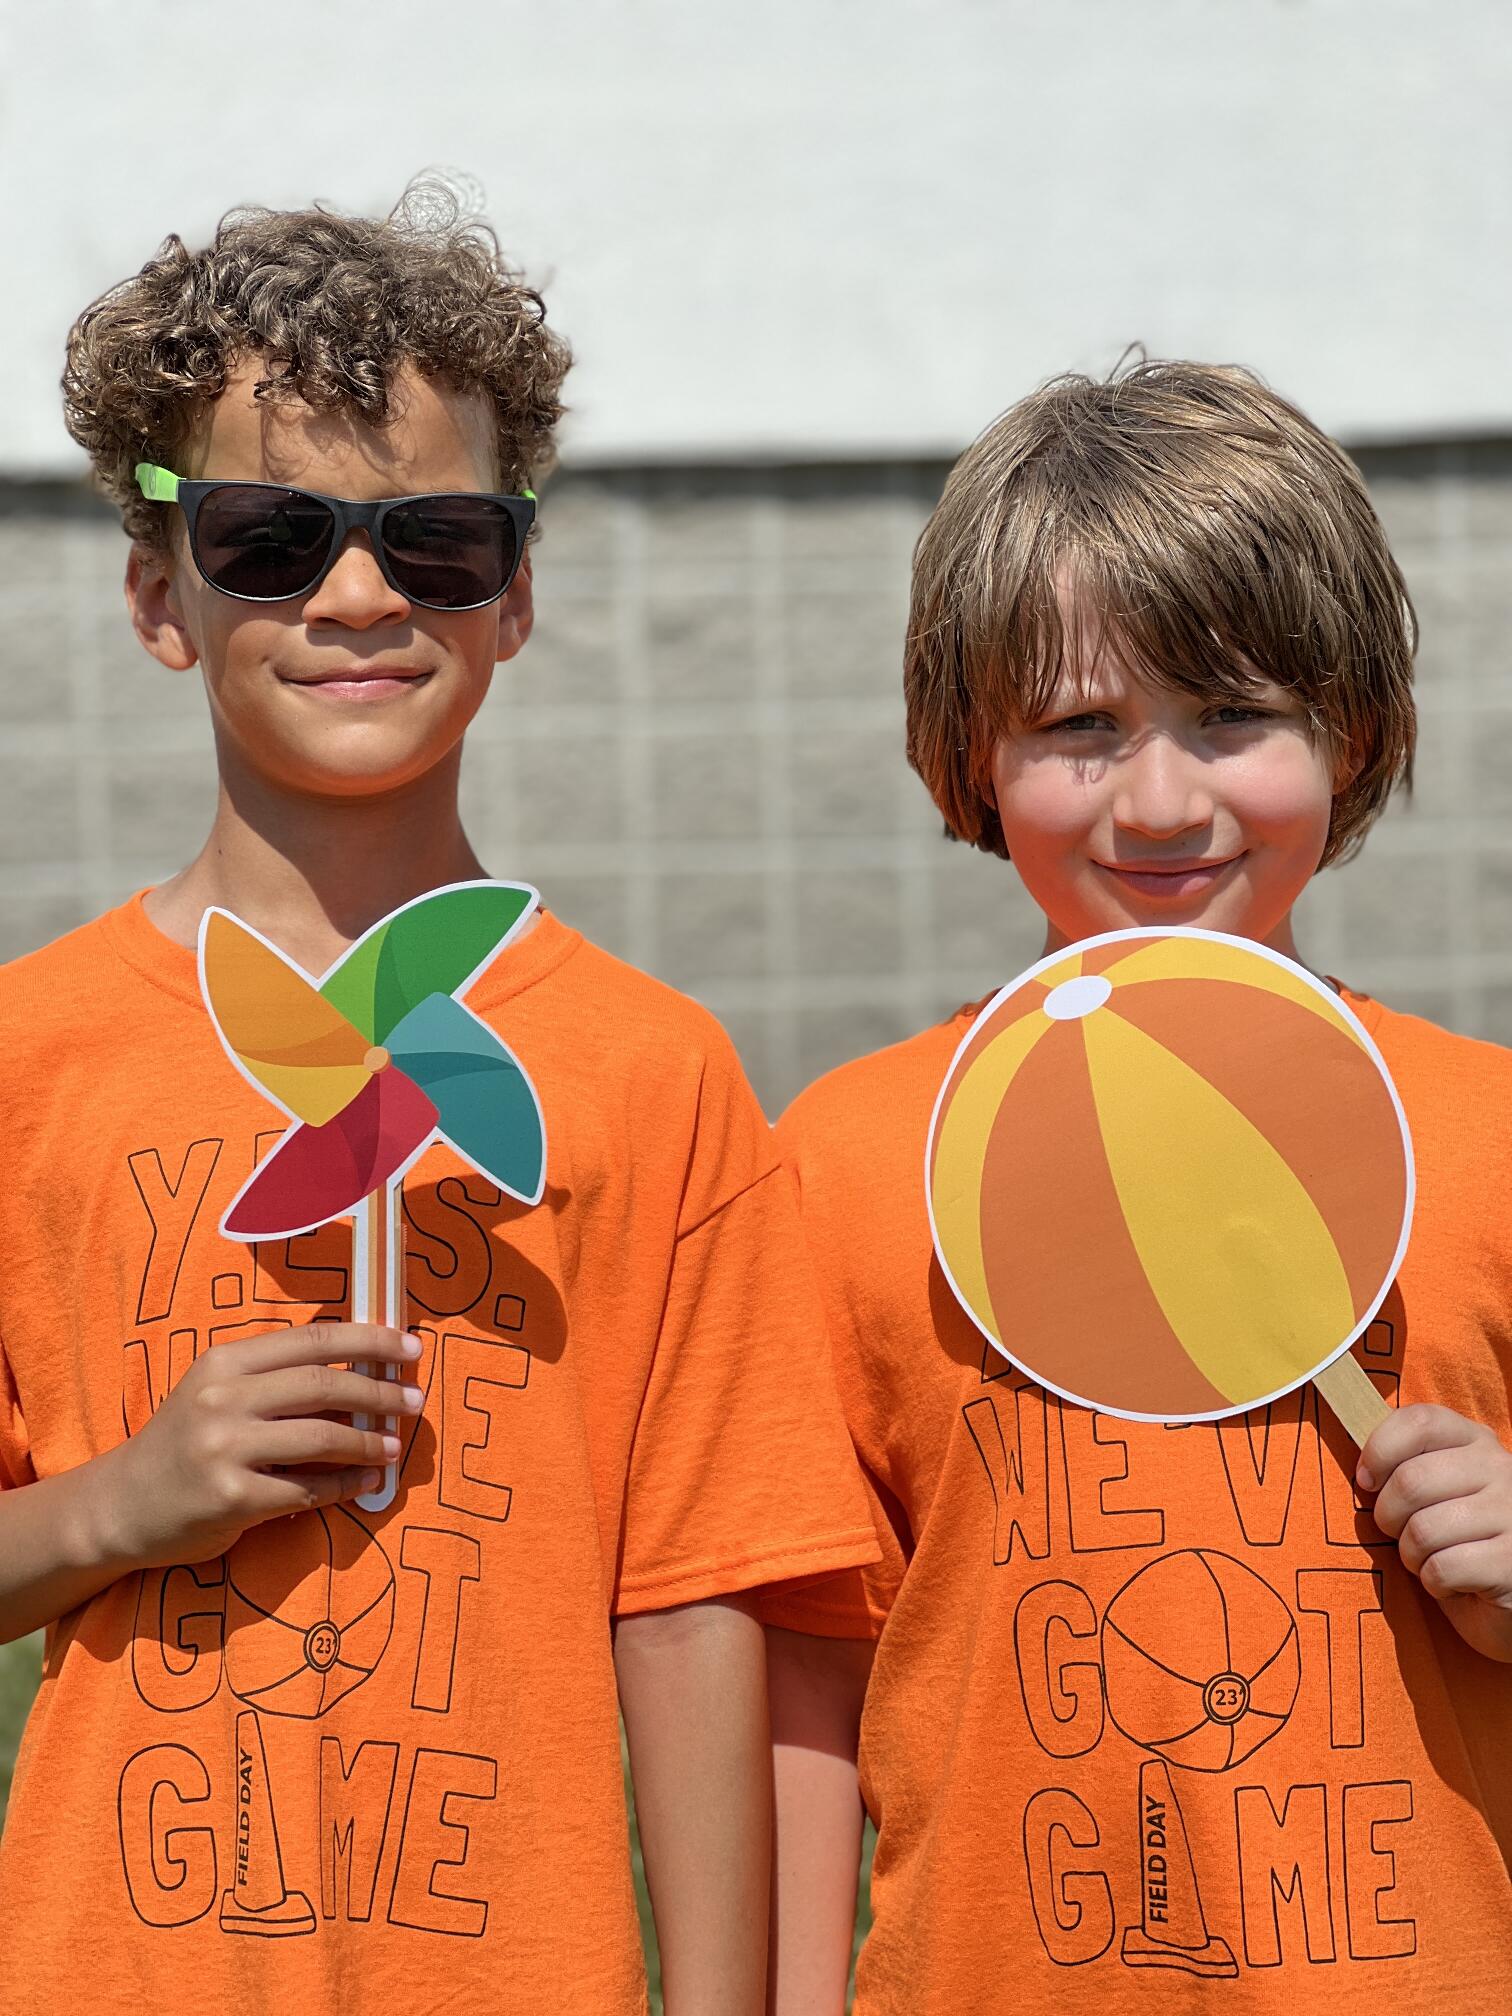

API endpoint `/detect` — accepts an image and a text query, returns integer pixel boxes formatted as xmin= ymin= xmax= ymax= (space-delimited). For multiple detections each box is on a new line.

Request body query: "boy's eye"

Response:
xmin=1040 ymin=712 xmax=1114 ymax=735
xmin=1208 ymin=703 xmax=1271 ymax=726
xmin=387 ymin=515 xmax=439 ymax=549
xmin=223 ymin=514 xmax=292 ymax=549
xmin=218 ymin=507 xmax=326 ymax=554
xmin=388 ymin=510 xmax=470 ymax=552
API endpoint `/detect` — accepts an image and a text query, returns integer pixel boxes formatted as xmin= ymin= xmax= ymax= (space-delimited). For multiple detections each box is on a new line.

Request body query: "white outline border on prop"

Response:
xmin=923 ymin=924 xmax=1416 ymax=1426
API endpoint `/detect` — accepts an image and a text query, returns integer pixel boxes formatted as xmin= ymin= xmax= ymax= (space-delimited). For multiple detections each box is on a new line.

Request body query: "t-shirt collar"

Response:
xmin=99 ymin=887 xmax=582 ymax=1011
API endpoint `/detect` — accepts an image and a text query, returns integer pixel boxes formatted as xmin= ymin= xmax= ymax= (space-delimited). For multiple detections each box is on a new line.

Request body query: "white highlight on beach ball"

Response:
xmin=1044 ymin=974 xmax=1113 ymax=1021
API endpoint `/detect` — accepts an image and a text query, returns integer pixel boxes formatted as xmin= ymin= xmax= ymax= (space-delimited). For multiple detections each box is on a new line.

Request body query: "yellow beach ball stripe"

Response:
xmin=1103 ymin=935 xmax=1365 ymax=1049
xmin=1080 ymin=1006 xmax=1356 ymax=1404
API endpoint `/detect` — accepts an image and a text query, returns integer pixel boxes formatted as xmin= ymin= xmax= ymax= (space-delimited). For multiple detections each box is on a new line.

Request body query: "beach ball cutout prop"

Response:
xmin=224 ymin=1504 xmax=395 ymax=1719
xmin=200 ymin=880 xmax=546 ymax=1240
xmin=927 ymin=928 xmax=1413 ymax=1422
xmin=1101 ymin=1550 xmax=1300 ymax=1772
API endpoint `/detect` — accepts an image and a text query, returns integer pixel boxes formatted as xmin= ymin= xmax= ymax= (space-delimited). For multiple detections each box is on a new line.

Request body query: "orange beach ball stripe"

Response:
xmin=929 ymin=935 xmax=1410 ymax=1419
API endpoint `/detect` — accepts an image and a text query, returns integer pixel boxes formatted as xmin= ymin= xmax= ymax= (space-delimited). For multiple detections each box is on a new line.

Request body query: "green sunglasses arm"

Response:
xmin=137 ymin=461 xmax=532 ymax=508
xmin=135 ymin=463 xmax=182 ymax=503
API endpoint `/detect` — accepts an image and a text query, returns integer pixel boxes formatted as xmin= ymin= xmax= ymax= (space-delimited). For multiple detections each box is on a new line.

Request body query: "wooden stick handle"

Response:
xmin=1312 ymin=1351 xmax=1390 ymax=1450
xmin=354 ymin=1182 xmax=405 ymax=1512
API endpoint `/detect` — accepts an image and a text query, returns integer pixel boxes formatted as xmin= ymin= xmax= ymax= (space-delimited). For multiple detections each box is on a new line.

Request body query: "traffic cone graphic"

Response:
xmin=1121 ymin=1759 xmax=1237 ymax=1976
xmin=219 ymin=1711 xmax=316 ymax=1936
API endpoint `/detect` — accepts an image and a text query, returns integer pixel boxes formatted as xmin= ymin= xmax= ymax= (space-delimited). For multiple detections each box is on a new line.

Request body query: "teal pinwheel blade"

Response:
xmin=320 ymin=882 xmax=537 ymax=1042
xmin=384 ymin=990 xmax=546 ymax=1203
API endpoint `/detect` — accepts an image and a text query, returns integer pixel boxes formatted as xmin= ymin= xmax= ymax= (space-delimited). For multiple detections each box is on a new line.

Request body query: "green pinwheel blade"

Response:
xmin=383 ymin=990 xmax=545 ymax=1204
xmin=320 ymin=882 xmax=536 ymax=1042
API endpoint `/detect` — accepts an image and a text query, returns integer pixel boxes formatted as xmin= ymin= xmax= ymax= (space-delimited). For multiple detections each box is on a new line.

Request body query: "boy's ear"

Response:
xmin=1331 ymin=733 xmax=1364 ymax=795
xmin=125 ymin=544 xmax=199 ymax=672
xmin=494 ymin=548 xmax=535 ymax=664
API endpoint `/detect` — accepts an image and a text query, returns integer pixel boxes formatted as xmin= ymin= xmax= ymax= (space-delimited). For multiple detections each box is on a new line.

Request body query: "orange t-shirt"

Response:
xmin=764 ymin=989 xmax=1512 ymax=2014
xmin=0 ymin=896 xmax=877 ymax=2014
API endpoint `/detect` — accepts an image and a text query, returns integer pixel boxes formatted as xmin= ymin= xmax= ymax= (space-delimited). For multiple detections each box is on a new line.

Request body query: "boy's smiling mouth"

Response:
xmin=1094 ymin=852 xmax=1247 ymax=900
xmin=282 ymin=664 xmax=433 ymax=701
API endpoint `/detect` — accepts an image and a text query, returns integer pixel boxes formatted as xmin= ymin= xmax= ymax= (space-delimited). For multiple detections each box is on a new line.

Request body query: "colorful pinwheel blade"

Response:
xmin=201 ymin=910 xmax=374 ymax=1126
xmin=223 ymin=1068 xmax=439 ymax=1239
xmin=319 ymin=882 xmax=537 ymax=1043
xmin=385 ymin=991 xmax=546 ymax=1204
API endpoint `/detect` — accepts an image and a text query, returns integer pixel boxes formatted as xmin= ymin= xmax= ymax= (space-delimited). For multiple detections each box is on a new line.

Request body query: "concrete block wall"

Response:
xmin=2 ymin=444 xmax=1509 ymax=1114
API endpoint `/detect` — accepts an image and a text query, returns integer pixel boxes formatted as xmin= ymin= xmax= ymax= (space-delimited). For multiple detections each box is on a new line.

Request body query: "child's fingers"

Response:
xmin=249 ymin=1365 xmax=423 ymax=1423
xmin=248 ymin=1464 xmax=386 ymax=1522
xmin=1414 ymin=1538 xmax=1512 ymax=1603
xmin=1357 ymin=1402 xmax=1491 ymax=1493
xmin=1371 ymin=1446 xmax=1497 ymax=1540
xmin=256 ymin=1419 xmax=401 ymax=1474
xmin=1393 ymin=1492 xmax=1506 ymax=1577
xmin=226 ymin=1323 xmax=420 ymax=1376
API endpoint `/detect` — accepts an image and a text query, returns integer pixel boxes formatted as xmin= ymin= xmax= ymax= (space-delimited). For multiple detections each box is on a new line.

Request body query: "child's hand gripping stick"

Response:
xmin=195 ymin=882 xmax=549 ymax=1520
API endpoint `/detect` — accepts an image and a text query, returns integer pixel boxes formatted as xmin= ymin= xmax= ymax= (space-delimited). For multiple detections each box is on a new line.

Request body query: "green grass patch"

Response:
xmin=621 ymin=1726 xmax=664 ymax=2010
xmin=852 ymin=1817 xmax=876 ymax=1996
xmin=0 ymin=1634 xmax=42 ymax=1825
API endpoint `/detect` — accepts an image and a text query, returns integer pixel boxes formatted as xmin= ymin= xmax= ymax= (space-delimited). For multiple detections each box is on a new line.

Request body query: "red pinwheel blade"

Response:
xmin=223 ymin=1068 xmax=438 ymax=1239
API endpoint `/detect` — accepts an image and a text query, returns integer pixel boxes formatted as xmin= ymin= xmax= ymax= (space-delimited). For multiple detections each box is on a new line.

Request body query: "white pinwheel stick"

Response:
xmin=353 ymin=1180 xmax=406 ymax=1512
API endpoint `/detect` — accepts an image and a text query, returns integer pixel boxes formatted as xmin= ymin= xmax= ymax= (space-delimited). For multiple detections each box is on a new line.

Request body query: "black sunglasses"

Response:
xmin=135 ymin=463 xmax=536 ymax=612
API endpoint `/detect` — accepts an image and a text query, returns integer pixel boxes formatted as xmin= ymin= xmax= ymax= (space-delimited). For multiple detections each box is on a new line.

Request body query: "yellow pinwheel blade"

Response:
xmin=201 ymin=911 xmax=374 ymax=1125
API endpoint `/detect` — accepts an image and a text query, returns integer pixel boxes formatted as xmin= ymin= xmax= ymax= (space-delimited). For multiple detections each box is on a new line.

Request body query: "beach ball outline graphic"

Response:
xmin=925 ymin=926 xmax=1415 ymax=1424
xmin=1100 ymin=1549 xmax=1301 ymax=1773
xmin=224 ymin=1504 xmax=395 ymax=1719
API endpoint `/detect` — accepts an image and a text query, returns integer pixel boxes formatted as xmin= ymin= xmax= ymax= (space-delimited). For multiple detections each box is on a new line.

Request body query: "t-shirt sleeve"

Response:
xmin=611 ymin=1034 xmax=882 ymax=1616
xmin=0 ymin=1335 xmax=35 ymax=1491
xmin=756 ymin=1455 xmax=908 ymax=1638
xmin=752 ymin=1099 xmax=914 ymax=1640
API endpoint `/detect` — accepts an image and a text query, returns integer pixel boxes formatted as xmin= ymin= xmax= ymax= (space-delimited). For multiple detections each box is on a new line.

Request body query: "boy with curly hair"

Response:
xmin=763 ymin=363 xmax=1512 ymax=2012
xmin=0 ymin=189 xmax=876 ymax=2014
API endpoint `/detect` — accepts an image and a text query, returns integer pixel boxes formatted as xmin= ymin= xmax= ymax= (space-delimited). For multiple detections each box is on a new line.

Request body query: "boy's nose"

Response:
xmin=303 ymin=531 xmax=410 ymax=629
xmin=1113 ymin=736 xmax=1214 ymax=838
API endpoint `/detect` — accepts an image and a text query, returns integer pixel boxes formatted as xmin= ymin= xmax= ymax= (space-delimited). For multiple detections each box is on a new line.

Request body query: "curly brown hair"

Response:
xmin=63 ymin=177 xmax=571 ymax=550
xmin=905 ymin=359 xmax=1417 ymax=871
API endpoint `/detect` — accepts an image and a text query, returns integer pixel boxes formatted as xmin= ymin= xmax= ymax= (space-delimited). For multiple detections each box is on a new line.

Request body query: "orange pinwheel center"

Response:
xmin=364 ymin=1046 xmax=391 ymax=1073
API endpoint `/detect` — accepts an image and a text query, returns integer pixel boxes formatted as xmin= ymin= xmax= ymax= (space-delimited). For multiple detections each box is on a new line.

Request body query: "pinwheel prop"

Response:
xmin=198 ymin=880 xmax=547 ymax=1508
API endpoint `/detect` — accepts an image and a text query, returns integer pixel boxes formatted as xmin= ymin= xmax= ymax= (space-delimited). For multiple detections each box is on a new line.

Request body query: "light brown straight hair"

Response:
xmin=905 ymin=359 xmax=1417 ymax=867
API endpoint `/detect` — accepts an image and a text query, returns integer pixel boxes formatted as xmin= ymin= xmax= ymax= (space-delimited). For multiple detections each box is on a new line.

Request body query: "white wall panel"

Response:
xmin=6 ymin=0 xmax=1509 ymax=471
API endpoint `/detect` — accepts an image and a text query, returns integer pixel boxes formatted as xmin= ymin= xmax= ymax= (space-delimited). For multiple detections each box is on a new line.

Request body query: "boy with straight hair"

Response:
xmin=0 ymin=186 xmax=877 ymax=2014
xmin=763 ymin=361 xmax=1512 ymax=2012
